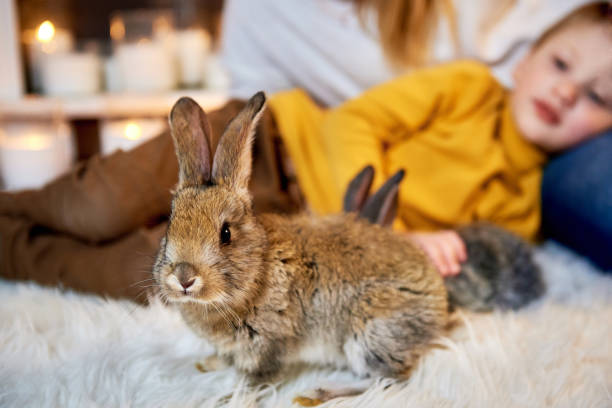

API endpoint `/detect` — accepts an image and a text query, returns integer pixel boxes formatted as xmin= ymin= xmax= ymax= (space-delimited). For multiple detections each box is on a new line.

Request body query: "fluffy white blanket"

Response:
xmin=1 ymin=242 xmax=611 ymax=408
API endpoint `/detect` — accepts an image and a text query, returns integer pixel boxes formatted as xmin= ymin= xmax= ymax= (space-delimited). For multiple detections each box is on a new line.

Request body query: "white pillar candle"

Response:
xmin=0 ymin=122 xmax=74 ymax=191
xmin=176 ymin=28 xmax=211 ymax=87
xmin=116 ymin=40 xmax=176 ymax=92
xmin=26 ymin=21 xmax=74 ymax=93
xmin=100 ymin=118 xmax=166 ymax=155
xmin=41 ymin=52 xmax=101 ymax=96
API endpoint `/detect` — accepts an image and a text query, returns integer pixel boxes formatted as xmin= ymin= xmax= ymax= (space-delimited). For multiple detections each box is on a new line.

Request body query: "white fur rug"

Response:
xmin=1 ymin=241 xmax=611 ymax=408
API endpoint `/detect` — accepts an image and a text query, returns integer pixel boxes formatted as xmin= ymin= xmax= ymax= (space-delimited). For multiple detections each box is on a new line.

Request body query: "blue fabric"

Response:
xmin=541 ymin=129 xmax=612 ymax=271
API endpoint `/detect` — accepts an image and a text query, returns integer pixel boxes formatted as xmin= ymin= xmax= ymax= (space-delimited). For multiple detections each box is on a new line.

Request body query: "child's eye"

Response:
xmin=553 ymin=56 xmax=569 ymax=72
xmin=586 ymin=89 xmax=606 ymax=107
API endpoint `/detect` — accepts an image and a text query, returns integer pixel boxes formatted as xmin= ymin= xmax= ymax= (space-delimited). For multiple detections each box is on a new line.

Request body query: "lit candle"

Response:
xmin=25 ymin=20 xmax=74 ymax=93
xmin=100 ymin=118 xmax=166 ymax=155
xmin=116 ymin=39 xmax=177 ymax=92
xmin=109 ymin=10 xmax=178 ymax=92
xmin=0 ymin=122 xmax=74 ymax=191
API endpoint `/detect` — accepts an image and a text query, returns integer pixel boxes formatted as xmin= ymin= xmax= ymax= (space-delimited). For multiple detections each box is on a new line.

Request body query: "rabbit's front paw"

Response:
xmin=195 ymin=354 xmax=231 ymax=373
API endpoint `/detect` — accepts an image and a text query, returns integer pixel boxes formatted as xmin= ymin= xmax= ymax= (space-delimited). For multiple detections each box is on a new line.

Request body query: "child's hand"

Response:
xmin=406 ymin=230 xmax=467 ymax=277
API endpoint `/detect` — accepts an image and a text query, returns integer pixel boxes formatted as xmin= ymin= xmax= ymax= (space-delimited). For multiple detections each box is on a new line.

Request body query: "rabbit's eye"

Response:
xmin=220 ymin=222 xmax=231 ymax=245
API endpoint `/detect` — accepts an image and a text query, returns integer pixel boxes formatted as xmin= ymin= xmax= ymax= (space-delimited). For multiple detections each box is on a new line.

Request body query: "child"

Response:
xmin=1 ymin=3 xmax=610 ymax=299
xmin=267 ymin=2 xmax=612 ymax=276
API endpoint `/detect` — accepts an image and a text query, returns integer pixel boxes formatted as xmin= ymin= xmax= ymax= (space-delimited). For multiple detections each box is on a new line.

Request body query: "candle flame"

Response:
xmin=124 ymin=122 xmax=142 ymax=140
xmin=37 ymin=20 xmax=56 ymax=43
xmin=153 ymin=16 xmax=172 ymax=35
xmin=110 ymin=18 xmax=125 ymax=41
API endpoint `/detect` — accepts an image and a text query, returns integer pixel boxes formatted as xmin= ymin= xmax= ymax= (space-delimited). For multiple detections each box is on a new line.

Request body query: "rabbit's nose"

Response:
xmin=174 ymin=262 xmax=197 ymax=290
xmin=181 ymin=277 xmax=195 ymax=290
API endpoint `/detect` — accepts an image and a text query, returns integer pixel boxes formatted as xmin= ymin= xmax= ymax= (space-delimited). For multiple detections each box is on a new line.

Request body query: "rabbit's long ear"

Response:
xmin=212 ymin=92 xmax=266 ymax=191
xmin=169 ymin=97 xmax=213 ymax=189
xmin=343 ymin=165 xmax=375 ymax=213
xmin=361 ymin=169 xmax=405 ymax=227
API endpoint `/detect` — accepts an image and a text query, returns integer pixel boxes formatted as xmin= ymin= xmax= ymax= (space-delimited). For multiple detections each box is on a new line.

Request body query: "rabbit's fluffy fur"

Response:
xmin=342 ymin=153 xmax=544 ymax=315
xmin=449 ymin=222 xmax=545 ymax=311
xmin=152 ymin=93 xmax=449 ymax=384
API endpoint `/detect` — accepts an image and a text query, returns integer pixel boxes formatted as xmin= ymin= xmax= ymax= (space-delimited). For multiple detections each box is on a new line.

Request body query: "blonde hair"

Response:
xmin=534 ymin=2 xmax=612 ymax=49
xmin=352 ymin=0 xmax=453 ymax=68
xmin=352 ymin=0 xmax=520 ymax=69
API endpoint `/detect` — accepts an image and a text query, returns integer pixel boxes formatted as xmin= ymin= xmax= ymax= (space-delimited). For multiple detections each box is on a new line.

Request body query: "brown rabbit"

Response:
xmin=152 ymin=93 xmax=449 ymax=403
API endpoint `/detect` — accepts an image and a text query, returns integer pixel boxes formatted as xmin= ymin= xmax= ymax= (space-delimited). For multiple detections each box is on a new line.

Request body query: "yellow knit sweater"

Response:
xmin=268 ymin=61 xmax=547 ymax=240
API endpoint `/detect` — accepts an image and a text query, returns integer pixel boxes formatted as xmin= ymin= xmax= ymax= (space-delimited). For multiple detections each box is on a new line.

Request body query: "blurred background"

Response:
xmin=0 ymin=0 xmax=226 ymax=191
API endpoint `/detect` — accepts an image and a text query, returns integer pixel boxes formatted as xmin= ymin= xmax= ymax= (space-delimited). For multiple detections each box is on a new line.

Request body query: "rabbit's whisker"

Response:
xmin=210 ymin=300 xmax=234 ymax=330
xmin=128 ymin=277 xmax=157 ymax=289
xmin=136 ymin=284 xmax=159 ymax=291
xmin=130 ymin=278 xmax=152 ymax=286
xmin=217 ymin=294 xmax=242 ymax=323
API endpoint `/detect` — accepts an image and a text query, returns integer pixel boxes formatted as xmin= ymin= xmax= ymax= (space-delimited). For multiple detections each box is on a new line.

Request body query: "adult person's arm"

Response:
xmin=220 ymin=0 xmax=395 ymax=107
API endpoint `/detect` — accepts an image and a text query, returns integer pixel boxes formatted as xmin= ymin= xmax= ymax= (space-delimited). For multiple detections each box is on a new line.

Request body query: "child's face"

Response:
xmin=512 ymin=22 xmax=612 ymax=152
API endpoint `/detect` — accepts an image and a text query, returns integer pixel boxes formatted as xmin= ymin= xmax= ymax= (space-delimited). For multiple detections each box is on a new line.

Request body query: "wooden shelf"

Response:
xmin=0 ymin=89 xmax=229 ymax=120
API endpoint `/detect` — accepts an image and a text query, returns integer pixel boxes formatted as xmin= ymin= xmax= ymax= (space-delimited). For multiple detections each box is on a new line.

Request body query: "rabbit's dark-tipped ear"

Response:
xmin=169 ymin=97 xmax=213 ymax=189
xmin=361 ymin=169 xmax=405 ymax=227
xmin=212 ymin=91 xmax=266 ymax=191
xmin=343 ymin=165 xmax=375 ymax=213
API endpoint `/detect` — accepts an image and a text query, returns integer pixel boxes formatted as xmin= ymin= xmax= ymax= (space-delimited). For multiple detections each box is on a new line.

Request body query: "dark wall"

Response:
xmin=17 ymin=0 xmax=224 ymax=43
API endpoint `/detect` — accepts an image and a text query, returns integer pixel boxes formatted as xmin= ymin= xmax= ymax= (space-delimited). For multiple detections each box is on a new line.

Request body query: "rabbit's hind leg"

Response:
xmin=293 ymin=325 xmax=419 ymax=406
xmin=293 ymin=379 xmax=375 ymax=407
xmin=343 ymin=305 xmax=444 ymax=380
xmin=342 ymin=330 xmax=416 ymax=379
xmin=195 ymin=353 xmax=232 ymax=373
